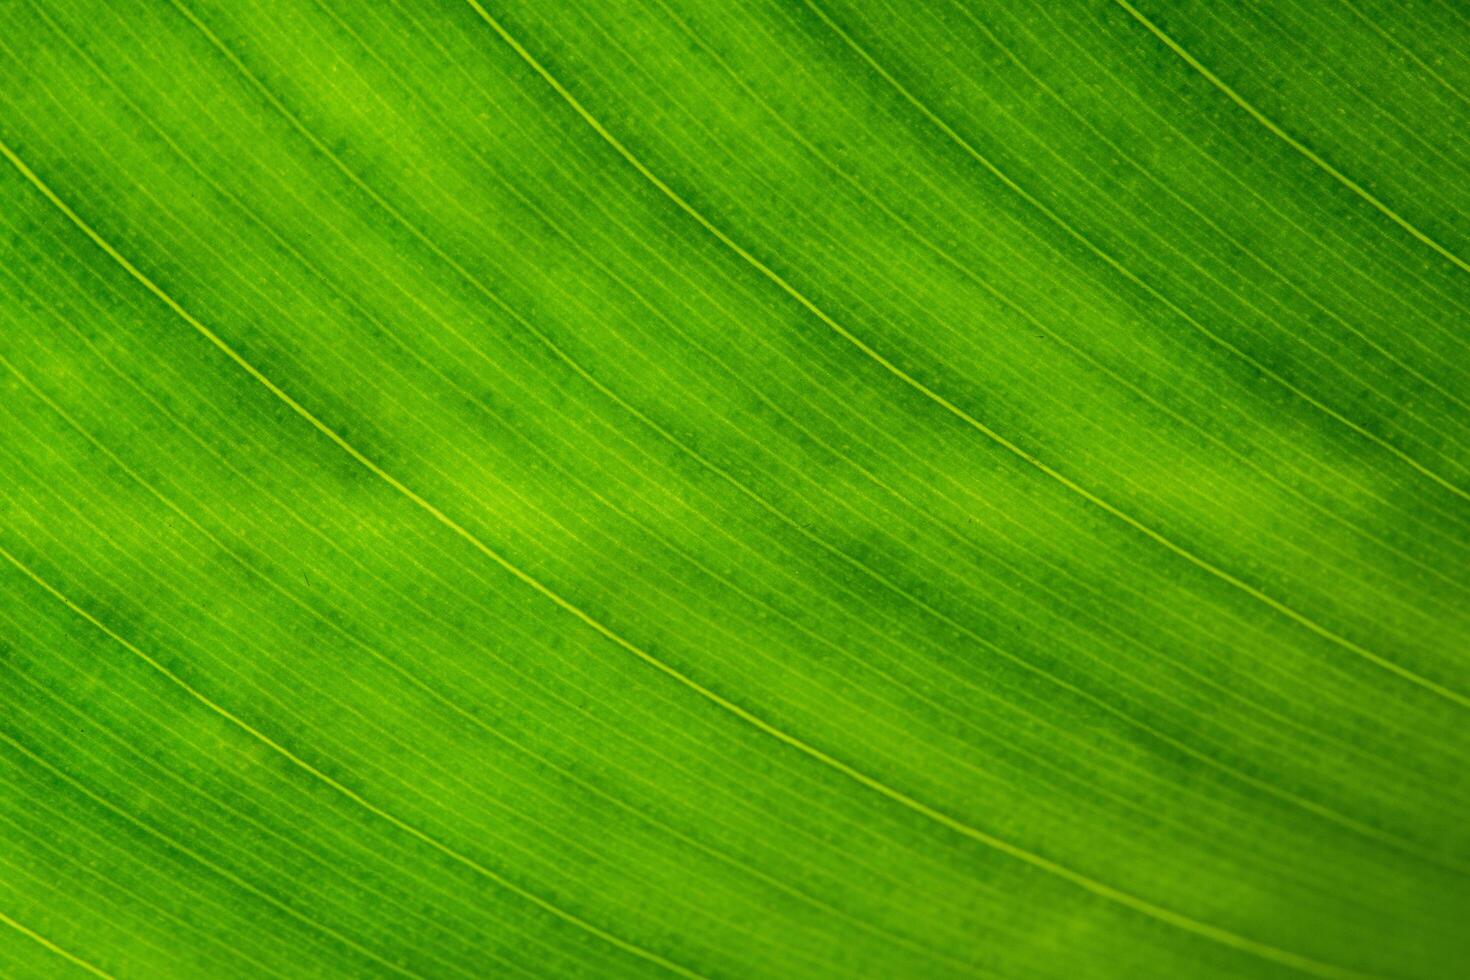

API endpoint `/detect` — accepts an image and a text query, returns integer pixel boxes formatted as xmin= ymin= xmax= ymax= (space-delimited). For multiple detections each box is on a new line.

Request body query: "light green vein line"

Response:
xmin=0 ymin=908 xmax=114 ymax=979
xmin=101 ymin=0 xmax=1397 ymax=860
xmin=285 ymin=0 xmax=1470 ymax=775
xmin=1336 ymin=0 xmax=1470 ymax=109
xmin=0 ymin=720 xmax=426 ymax=979
xmin=1015 ymin=0 xmax=1470 ymax=326
xmin=692 ymin=0 xmax=1470 ymax=583
xmin=149 ymin=0 xmax=1470 ymax=782
xmin=0 ymin=731 xmax=308 ymax=978
xmin=1111 ymin=0 xmax=1470 ymax=277
xmin=800 ymin=0 xmax=1470 ymax=504
xmin=0 ymin=132 xmax=693 ymax=980
xmin=0 ymin=104 xmax=1372 ymax=980
xmin=0 ymin=334 xmax=965 ymax=975
xmin=0 ymin=538 xmax=703 ymax=980
xmin=1195 ymin=4 xmax=1470 ymax=193
xmin=462 ymin=2 xmax=1470 ymax=715
xmin=0 ymin=210 xmax=1023 ymax=961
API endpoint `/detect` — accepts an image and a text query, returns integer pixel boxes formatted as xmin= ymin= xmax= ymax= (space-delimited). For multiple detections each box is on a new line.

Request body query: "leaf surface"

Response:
xmin=1 ymin=1 xmax=1468 ymax=977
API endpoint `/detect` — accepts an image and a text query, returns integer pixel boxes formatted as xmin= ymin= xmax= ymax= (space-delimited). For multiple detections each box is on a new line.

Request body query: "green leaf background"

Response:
xmin=2 ymin=1 xmax=1467 ymax=977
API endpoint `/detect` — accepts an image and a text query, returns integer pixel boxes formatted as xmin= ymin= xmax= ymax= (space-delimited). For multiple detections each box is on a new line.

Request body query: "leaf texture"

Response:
xmin=1 ymin=1 xmax=1467 ymax=977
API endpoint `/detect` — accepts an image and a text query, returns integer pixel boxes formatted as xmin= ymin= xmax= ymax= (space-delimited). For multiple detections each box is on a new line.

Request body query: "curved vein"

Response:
xmin=0 ymin=908 xmax=114 ymax=980
xmin=0 ymin=99 xmax=1375 ymax=980
xmin=800 ymin=0 xmax=1470 ymax=502
xmin=143 ymin=0 xmax=1467 ymax=770
xmin=461 ymin=1 xmax=1470 ymax=713
xmin=0 ymin=722 xmax=423 ymax=978
xmin=1335 ymin=0 xmax=1470 ymax=109
xmin=117 ymin=0 xmax=1426 ymax=871
xmin=1111 ymin=0 xmax=1470 ymax=277
xmin=0 ymin=539 xmax=706 ymax=980
xmin=0 ymin=337 xmax=970 ymax=975
xmin=661 ymin=0 xmax=1470 ymax=596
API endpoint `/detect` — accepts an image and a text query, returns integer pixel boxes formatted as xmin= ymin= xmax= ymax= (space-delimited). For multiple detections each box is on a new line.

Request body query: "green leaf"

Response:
xmin=2 ymin=1 xmax=1467 ymax=976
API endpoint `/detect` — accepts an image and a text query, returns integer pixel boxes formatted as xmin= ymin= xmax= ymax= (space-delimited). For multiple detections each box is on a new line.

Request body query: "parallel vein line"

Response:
xmin=1111 ymin=0 xmax=1470 ymax=277
xmin=0 ymin=121 xmax=1371 ymax=980
xmin=338 ymin=0 xmax=1470 ymax=768
xmin=462 ymin=2 xmax=1470 ymax=714
xmin=679 ymin=0 xmax=1470 ymax=591
xmin=0 ymin=720 xmax=425 ymax=979
xmin=801 ymin=0 xmax=1470 ymax=501
xmin=0 ymin=337 xmax=962 ymax=974
xmin=147 ymin=0 xmax=1469 ymax=771
xmin=143 ymin=0 xmax=1413 ymax=872
xmin=0 ymin=908 xmax=114 ymax=979
xmin=1337 ymin=0 xmax=1470 ymax=109
xmin=0 ymin=539 xmax=703 ymax=980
